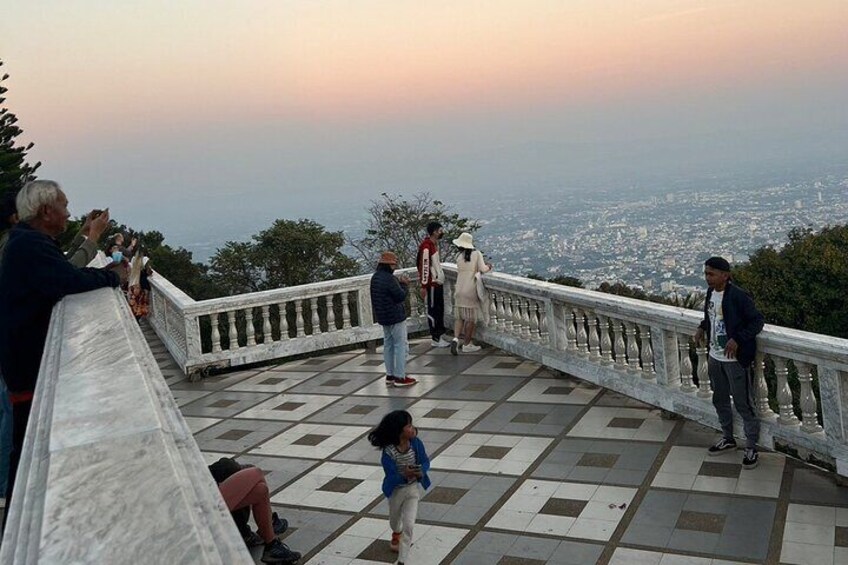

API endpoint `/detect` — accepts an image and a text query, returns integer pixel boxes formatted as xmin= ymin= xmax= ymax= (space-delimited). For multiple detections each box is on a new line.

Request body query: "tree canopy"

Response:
xmin=734 ymin=225 xmax=848 ymax=338
xmin=350 ymin=192 xmax=481 ymax=270
xmin=0 ymin=60 xmax=41 ymax=199
xmin=209 ymin=218 xmax=358 ymax=295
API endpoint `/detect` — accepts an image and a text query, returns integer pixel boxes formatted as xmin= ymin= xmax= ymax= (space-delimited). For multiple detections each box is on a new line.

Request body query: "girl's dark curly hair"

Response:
xmin=368 ymin=410 xmax=412 ymax=449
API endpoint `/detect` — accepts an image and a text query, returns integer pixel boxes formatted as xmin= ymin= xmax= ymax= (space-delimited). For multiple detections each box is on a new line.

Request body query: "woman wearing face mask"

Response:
xmin=106 ymin=243 xmax=130 ymax=290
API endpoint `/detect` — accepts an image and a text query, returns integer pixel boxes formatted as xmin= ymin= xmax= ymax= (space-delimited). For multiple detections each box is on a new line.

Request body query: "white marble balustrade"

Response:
xmin=440 ymin=265 xmax=848 ymax=476
xmin=1 ymin=287 xmax=249 ymax=564
xmin=149 ymin=268 xmax=427 ymax=376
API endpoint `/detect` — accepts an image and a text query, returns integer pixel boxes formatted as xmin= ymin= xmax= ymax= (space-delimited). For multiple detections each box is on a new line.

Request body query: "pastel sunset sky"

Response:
xmin=2 ymin=1 xmax=847 ymax=244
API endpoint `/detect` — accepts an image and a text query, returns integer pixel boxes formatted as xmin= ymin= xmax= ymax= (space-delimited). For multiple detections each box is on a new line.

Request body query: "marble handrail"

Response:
xmin=440 ymin=264 xmax=848 ymax=474
xmin=0 ymin=287 xmax=250 ymax=564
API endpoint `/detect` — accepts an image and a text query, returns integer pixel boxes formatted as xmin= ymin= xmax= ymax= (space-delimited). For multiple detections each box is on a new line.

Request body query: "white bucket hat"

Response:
xmin=452 ymin=232 xmax=475 ymax=249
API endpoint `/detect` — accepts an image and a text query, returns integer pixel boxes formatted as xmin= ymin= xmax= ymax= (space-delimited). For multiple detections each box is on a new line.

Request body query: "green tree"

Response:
xmin=734 ymin=225 xmax=848 ymax=338
xmin=209 ymin=218 xmax=358 ymax=295
xmin=0 ymin=60 xmax=41 ymax=198
xmin=527 ymin=273 xmax=584 ymax=288
xmin=350 ymin=192 xmax=481 ymax=270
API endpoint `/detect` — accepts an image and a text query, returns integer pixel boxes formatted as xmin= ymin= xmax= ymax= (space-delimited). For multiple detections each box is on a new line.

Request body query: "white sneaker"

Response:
xmin=431 ymin=339 xmax=451 ymax=348
xmin=461 ymin=344 xmax=481 ymax=353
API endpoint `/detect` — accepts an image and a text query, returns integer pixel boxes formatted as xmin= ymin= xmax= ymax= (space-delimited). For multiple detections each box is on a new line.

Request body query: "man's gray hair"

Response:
xmin=16 ymin=180 xmax=63 ymax=222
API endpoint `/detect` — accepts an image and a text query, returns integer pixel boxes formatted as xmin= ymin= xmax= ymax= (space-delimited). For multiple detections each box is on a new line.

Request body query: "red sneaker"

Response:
xmin=390 ymin=531 xmax=401 ymax=552
xmin=393 ymin=376 xmax=418 ymax=388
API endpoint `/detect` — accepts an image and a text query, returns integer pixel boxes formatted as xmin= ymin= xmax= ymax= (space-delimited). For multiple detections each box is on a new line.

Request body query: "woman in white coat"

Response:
xmin=450 ymin=232 xmax=493 ymax=354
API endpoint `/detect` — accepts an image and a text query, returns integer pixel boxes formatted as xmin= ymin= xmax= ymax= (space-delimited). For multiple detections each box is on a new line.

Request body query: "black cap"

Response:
xmin=704 ymin=256 xmax=731 ymax=272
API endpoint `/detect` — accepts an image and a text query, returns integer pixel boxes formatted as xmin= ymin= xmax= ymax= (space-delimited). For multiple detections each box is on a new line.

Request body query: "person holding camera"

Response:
xmin=368 ymin=410 xmax=430 ymax=565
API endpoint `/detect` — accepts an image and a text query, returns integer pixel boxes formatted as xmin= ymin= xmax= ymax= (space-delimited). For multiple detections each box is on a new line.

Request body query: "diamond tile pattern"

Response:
xmin=134 ymin=325 xmax=848 ymax=565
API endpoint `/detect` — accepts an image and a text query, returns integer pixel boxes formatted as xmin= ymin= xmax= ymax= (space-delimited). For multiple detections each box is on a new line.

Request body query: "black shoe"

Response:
xmin=261 ymin=538 xmax=301 ymax=564
xmin=707 ymin=437 xmax=737 ymax=456
xmin=742 ymin=448 xmax=759 ymax=469
xmin=450 ymin=339 xmax=459 ymax=356
xmin=243 ymin=531 xmax=264 ymax=547
xmin=272 ymin=511 xmax=288 ymax=535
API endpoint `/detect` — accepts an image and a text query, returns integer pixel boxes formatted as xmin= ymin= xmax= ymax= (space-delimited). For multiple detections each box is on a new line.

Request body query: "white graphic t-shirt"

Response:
xmin=707 ymin=290 xmax=731 ymax=362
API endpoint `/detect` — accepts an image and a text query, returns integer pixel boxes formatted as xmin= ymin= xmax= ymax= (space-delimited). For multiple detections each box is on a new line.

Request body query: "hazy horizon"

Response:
xmin=3 ymin=1 xmax=847 ymax=246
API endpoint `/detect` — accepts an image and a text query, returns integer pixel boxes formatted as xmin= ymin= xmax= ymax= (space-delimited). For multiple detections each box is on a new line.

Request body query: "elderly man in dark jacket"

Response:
xmin=0 ymin=180 xmax=120 ymax=524
xmin=694 ymin=256 xmax=765 ymax=469
xmin=370 ymin=251 xmax=417 ymax=387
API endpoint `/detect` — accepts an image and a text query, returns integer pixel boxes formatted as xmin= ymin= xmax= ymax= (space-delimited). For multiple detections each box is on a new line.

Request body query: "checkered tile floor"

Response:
xmin=139 ymin=321 xmax=848 ymax=564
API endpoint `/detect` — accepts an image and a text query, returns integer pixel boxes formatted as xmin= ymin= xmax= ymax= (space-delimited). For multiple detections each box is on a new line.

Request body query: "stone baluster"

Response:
xmin=678 ymin=333 xmax=696 ymax=392
xmin=210 ymin=313 xmax=222 ymax=353
xmin=574 ymin=309 xmax=589 ymax=356
xmin=278 ymin=302 xmax=290 ymax=339
xmin=537 ymin=301 xmax=549 ymax=344
xmin=625 ymin=321 xmax=640 ymax=373
xmin=496 ymin=294 xmax=507 ymax=332
xmin=502 ymin=296 xmax=513 ymax=333
xmin=512 ymin=297 xmax=523 ymax=336
xmin=613 ymin=320 xmax=628 ymax=371
xmin=518 ymin=298 xmax=533 ymax=341
xmin=638 ymin=324 xmax=655 ymax=379
xmin=528 ymin=300 xmax=540 ymax=342
xmin=325 ymin=295 xmax=337 ymax=332
xmin=294 ymin=300 xmax=305 ymax=338
xmin=774 ymin=356 xmax=799 ymax=426
xmin=310 ymin=297 xmax=322 ymax=335
xmin=695 ymin=342 xmax=711 ymax=398
xmin=226 ymin=310 xmax=240 ymax=350
xmin=340 ymin=293 xmax=352 ymax=329
xmin=587 ymin=310 xmax=601 ymax=361
xmin=795 ymin=360 xmax=822 ymax=433
xmin=245 ymin=308 xmax=256 ymax=346
xmin=598 ymin=315 xmax=613 ymax=365
xmin=489 ymin=292 xmax=499 ymax=328
xmin=260 ymin=305 xmax=272 ymax=343
xmin=563 ymin=305 xmax=577 ymax=351
xmin=753 ymin=352 xmax=775 ymax=418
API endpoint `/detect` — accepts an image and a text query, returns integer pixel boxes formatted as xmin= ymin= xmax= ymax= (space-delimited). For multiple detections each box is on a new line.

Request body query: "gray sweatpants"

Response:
xmin=708 ymin=357 xmax=760 ymax=449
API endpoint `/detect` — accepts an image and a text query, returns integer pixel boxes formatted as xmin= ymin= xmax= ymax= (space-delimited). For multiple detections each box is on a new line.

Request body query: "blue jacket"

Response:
xmin=370 ymin=268 xmax=408 ymax=326
xmin=380 ymin=436 xmax=431 ymax=498
xmin=0 ymin=223 xmax=120 ymax=393
xmin=699 ymin=282 xmax=764 ymax=368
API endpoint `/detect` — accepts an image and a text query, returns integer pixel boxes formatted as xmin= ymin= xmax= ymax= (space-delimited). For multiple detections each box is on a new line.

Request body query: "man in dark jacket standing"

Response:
xmin=0 ymin=180 xmax=120 ymax=520
xmin=694 ymin=256 xmax=765 ymax=469
xmin=370 ymin=251 xmax=417 ymax=387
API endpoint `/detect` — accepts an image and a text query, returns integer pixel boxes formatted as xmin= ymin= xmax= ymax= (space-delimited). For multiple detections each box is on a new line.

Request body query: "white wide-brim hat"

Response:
xmin=453 ymin=232 xmax=475 ymax=249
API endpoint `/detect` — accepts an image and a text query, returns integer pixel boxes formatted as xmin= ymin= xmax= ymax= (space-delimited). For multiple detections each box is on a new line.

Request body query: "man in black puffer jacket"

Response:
xmin=370 ymin=251 xmax=417 ymax=387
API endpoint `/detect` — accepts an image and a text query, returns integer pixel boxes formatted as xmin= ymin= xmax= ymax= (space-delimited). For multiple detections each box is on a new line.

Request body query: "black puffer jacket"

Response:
xmin=370 ymin=268 xmax=408 ymax=326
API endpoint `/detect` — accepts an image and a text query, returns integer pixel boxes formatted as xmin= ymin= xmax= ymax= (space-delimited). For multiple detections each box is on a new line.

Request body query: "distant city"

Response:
xmin=463 ymin=173 xmax=848 ymax=296
xmin=178 ymin=170 xmax=848 ymax=298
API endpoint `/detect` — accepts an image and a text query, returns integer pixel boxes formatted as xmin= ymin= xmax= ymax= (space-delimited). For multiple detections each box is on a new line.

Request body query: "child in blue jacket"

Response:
xmin=368 ymin=410 xmax=431 ymax=565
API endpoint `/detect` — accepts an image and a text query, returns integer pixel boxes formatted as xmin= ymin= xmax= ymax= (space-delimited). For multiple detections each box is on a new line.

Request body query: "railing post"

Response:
xmin=774 ymin=356 xmax=799 ymax=426
xmin=575 ymin=308 xmax=589 ymax=356
xmin=295 ymin=300 xmax=305 ymax=337
xmin=357 ymin=288 xmax=374 ymax=327
xmin=639 ymin=324 xmax=656 ymax=380
xmin=184 ymin=314 xmax=202 ymax=365
xmin=210 ymin=313 xmax=222 ymax=354
xmin=261 ymin=305 xmax=272 ymax=343
xmin=341 ymin=293 xmax=352 ymax=329
xmin=227 ymin=310 xmax=239 ymax=350
xmin=796 ymin=361 xmax=823 ymax=434
xmin=818 ymin=366 xmax=846 ymax=445
xmin=613 ymin=320 xmax=627 ymax=371
xmin=753 ymin=352 xmax=776 ymax=419
xmin=598 ymin=314 xmax=613 ymax=365
xmin=678 ymin=332 xmax=696 ymax=392
xmin=310 ymin=297 xmax=321 ymax=335
xmin=587 ymin=310 xmax=601 ymax=361
xmin=696 ymin=342 xmax=711 ymax=398
xmin=625 ymin=321 xmax=640 ymax=374
xmin=326 ymin=295 xmax=337 ymax=332
xmin=278 ymin=301 xmax=290 ymax=339
xmin=245 ymin=307 xmax=256 ymax=346
xmin=654 ymin=327 xmax=678 ymax=387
